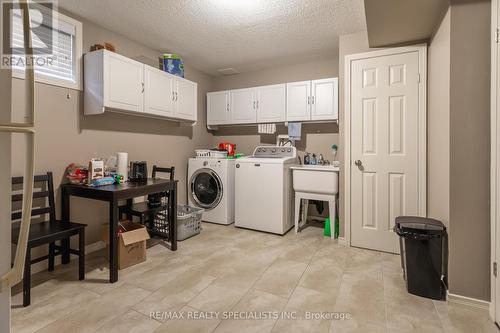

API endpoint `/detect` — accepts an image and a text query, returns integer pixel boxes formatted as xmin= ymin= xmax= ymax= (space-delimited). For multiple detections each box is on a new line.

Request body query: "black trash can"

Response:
xmin=394 ymin=216 xmax=448 ymax=300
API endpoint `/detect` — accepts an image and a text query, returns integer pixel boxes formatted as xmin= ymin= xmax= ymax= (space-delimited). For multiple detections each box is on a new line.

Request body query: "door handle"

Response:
xmin=354 ymin=160 xmax=362 ymax=167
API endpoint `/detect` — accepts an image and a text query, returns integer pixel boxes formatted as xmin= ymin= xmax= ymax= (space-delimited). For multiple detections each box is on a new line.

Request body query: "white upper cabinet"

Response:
xmin=207 ymin=91 xmax=230 ymax=125
xmin=175 ymin=77 xmax=198 ymax=121
xmin=84 ymin=50 xmax=197 ymax=122
xmin=286 ymin=80 xmax=311 ymax=121
xmin=311 ymin=78 xmax=338 ymax=121
xmin=286 ymin=78 xmax=338 ymax=122
xmin=231 ymin=88 xmax=257 ymax=124
xmin=105 ymin=51 xmax=144 ymax=113
xmin=257 ymin=84 xmax=286 ymax=123
xmin=144 ymin=66 xmax=174 ymax=117
xmin=205 ymin=77 xmax=337 ymax=127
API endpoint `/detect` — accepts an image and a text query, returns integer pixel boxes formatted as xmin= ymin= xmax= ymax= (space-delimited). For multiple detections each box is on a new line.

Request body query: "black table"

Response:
xmin=60 ymin=179 xmax=177 ymax=283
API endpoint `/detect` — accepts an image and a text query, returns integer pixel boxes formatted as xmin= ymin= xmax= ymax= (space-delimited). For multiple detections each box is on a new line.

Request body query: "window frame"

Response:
xmin=11 ymin=7 xmax=83 ymax=91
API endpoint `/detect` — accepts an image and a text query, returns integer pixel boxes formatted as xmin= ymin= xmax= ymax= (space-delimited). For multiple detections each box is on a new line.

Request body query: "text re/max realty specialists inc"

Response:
xmin=150 ymin=311 xmax=351 ymax=321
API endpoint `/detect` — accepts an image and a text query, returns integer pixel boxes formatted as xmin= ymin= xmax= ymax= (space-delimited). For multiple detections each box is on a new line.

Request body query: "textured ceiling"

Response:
xmin=59 ymin=0 xmax=366 ymax=75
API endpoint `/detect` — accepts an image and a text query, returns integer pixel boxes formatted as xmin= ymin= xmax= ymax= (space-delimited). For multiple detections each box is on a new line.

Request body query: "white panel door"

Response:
xmin=311 ymin=78 xmax=338 ymax=120
xmin=257 ymin=84 xmax=286 ymax=123
xmin=105 ymin=52 xmax=144 ymax=113
xmin=231 ymin=88 xmax=257 ymax=124
xmin=144 ymin=67 xmax=174 ymax=117
xmin=207 ymin=91 xmax=230 ymax=125
xmin=351 ymin=51 xmax=420 ymax=253
xmin=175 ymin=77 xmax=198 ymax=121
xmin=286 ymin=80 xmax=311 ymax=121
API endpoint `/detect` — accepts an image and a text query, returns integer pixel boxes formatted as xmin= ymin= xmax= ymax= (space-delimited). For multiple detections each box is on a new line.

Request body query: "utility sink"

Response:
xmin=290 ymin=164 xmax=339 ymax=195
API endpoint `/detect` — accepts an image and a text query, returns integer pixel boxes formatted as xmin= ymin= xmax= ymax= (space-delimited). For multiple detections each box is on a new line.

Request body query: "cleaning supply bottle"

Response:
xmin=304 ymin=152 xmax=310 ymax=165
xmin=311 ymin=154 xmax=317 ymax=165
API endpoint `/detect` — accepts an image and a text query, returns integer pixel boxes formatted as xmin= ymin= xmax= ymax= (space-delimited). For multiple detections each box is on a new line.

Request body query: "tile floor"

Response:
xmin=11 ymin=222 xmax=497 ymax=333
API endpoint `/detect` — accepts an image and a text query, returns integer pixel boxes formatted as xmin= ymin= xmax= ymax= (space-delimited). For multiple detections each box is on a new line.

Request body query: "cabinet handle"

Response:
xmin=253 ymin=101 xmax=256 ymax=109
xmin=256 ymin=100 xmax=259 ymax=109
xmin=227 ymin=104 xmax=229 ymax=112
xmin=141 ymin=82 xmax=144 ymax=93
xmin=172 ymin=91 xmax=175 ymax=101
xmin=312 ymin=96 xmax=315 ymax=104
xmin=175 ymin=91 xmax=178 ymax=101
xmin=307 ymin=96 xmax=310 ymax=105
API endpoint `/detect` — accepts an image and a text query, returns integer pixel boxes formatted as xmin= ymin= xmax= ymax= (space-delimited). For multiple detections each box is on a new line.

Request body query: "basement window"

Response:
xmin=10 ymin=4 xmax=82 ymax=90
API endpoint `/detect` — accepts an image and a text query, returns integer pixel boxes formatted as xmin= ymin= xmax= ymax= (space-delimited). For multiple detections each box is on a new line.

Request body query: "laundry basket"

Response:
xmin=177 ymin=204 xmax=203 ymax=241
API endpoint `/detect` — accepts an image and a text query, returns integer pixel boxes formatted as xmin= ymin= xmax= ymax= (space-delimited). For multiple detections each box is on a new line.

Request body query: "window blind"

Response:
xmin=11 ymin=9 xmax=75 ymax=84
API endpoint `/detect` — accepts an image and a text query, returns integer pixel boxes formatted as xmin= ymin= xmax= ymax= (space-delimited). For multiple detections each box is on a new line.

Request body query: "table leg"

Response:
xmin=169 ymin=183 xmax=177 ymax=251
xmin=61 ymin=187 xmax=70 ymax=264
xmin=109 ymin=199 xmax=119 ymax=283
xmin=126 ymin=198 xmax=133 ymax=220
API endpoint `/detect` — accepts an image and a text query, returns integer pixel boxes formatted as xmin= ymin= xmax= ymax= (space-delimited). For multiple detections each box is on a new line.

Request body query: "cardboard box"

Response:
xmin=102 ymin=221 xmax=150 ymax=270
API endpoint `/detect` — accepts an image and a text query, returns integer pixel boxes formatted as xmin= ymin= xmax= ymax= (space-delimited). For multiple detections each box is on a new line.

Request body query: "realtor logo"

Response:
xmin=1 ymin=0 xmax=56 ymax=69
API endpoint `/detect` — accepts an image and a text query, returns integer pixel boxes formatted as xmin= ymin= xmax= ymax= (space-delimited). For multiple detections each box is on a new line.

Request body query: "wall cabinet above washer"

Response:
xmin=84 ymin=50 xmax=197 ymax=123
xmin=206 ymin=78 xmax=336 ymax=128
xmin=207 ymin=84 xmax=286 ymax=127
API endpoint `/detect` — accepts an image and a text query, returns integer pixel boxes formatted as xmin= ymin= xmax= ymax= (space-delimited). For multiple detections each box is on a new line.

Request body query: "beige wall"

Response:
xmin=448 ymin=0 xmax=491 ymax=301
xmin=428 ymin=8 xmax=451 ymax=228
xmin=11 ymin=14 xmax=214 ymax=248
xmin=209 ymin=57 xmax=339 ymax=159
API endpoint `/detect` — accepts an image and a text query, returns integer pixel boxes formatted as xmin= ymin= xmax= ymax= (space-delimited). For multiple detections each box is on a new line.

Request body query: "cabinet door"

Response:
xmin=104 ymin=52 xmax=144 ymax=113
xmin=175 ymin=77 xmax=198 ymax=121
xmin=230 ymin=88 xmax=257 ymax=124
xmin=207 ymin=91 xmax=230 ymax=125
xmin=311 ymin=78 xmax=338 ymax=121
xmin=257 ymin=84 xmax=286 ymax=123
xmin=286 ymin=80 xmax=311 ymax=121
xmin=144 ymin=67 xmax=175 ymax=117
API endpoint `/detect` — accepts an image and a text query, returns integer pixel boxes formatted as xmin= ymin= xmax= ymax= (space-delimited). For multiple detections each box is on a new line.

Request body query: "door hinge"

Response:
xmin=494 ymin=262 xmax=498 ymax=277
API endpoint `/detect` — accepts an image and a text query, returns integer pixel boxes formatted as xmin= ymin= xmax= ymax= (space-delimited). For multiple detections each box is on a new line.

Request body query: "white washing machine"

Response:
xmin=188 ymin=158 xmax=235 ymax=225
xmin=235 ymin=146 xmax=298 ymax=234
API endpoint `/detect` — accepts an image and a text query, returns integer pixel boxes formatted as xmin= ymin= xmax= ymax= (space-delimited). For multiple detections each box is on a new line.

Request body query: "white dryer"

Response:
xmin=188 ymin=158 xmax=235 ymax=225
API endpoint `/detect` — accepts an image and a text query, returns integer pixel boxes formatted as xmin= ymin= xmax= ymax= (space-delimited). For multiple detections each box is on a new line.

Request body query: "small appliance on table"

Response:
xmin=234 ymin=146 xmax=298 ymax=234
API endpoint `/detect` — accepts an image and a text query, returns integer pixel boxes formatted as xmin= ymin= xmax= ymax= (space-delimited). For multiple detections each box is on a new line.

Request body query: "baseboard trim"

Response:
xmin=338 ymin=237 xmax=347 ymax=246
xmin=31 ymin=241 xmax=106 ymax=275
xmin=447 ymin=291 xmax=490 ymax=311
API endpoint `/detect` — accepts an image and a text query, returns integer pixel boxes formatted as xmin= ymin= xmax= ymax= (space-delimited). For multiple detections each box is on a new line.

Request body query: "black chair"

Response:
xmin=11 ymin=172 xmax=86 ymax=307
xmin=119 ymin=165 xmax=175 ymax=225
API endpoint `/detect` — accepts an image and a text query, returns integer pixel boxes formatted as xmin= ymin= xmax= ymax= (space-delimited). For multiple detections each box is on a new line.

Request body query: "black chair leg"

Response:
xmin=23 ymin=247 xmax=31 ymax=307
xmin=79 ymin=230 xmax=85 ymax=281
xmin=48 ymin=242 xmax=55 ymax=271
